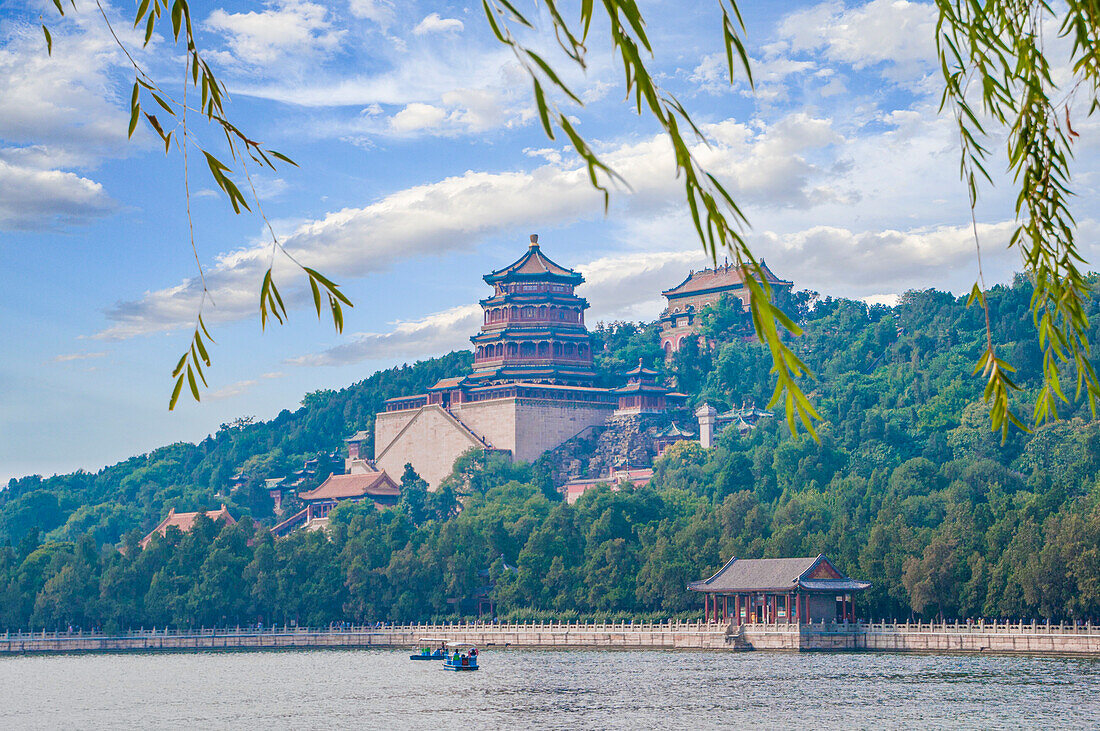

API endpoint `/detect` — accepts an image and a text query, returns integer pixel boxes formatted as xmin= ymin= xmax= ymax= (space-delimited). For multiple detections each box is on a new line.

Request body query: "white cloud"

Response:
xmin=0 ymin=12 xmax=132 ymax=159
xmin=91 ymin=113 xmax=841 ymax=341
xmin=412 ymin=13 xmax=464 ymax=36
xmin=777 ymin=0 xmax=937 ymax=83
xmin=386 ymin=90 xmax=511 ymax=135
xmin=208 ymin=379 xmax=259 ymax=400
xmin=348 ymin=0 xmax=395 ymax=27
xmin=52 ymin=351 xmax=109 ymax=363
xmin=204 ymin=0 xmax=344 ymax=67
xmin=390 ymin=103 xmax=447 ymax=132
xmin=285 ymin=215 xmax=1060 ymax=368
xmin=0 ymin=160 xmax=115 ymax=230
xmin=287 ymin=304 xmax=481 ymax=366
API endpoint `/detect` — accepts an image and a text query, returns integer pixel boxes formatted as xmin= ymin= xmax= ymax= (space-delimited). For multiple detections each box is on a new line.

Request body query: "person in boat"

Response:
xmin=469 ymin=647 xmax=478 ymax=658
xmin=439 ymin=641 xmax=446 ymax=656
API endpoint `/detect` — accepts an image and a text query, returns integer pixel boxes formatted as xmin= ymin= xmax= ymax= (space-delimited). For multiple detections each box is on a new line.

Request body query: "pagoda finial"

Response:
xmin=529 ymin=233 xmax=539 ymax=247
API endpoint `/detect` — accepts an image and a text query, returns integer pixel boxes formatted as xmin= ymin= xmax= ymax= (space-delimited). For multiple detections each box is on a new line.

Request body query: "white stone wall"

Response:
xmin=450 ymin=399 xmax=519 ymax=453
xmin=374 ymin=397 xmax=616 ymax=490
xmin=374 ymin=405 xmax=485 ymax=490
xmin=512 ymin=399 xmax=617 ymax=463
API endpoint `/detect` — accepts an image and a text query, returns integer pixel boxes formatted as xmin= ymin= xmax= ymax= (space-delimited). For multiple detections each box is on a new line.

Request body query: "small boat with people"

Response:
xmin=409 ymin=637 xmax=449 ymax=661
xmin=442 ymin=642 xmax=479 ymax=671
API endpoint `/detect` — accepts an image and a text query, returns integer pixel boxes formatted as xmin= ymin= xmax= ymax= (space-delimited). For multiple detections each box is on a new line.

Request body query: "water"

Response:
xmin=0 ymin=648 xmax=1095 ymax=729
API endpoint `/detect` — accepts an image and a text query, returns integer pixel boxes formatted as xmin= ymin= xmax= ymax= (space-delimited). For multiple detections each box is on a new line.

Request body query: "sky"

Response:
xmin=2 ymin=0 xmax=1100 ymax=482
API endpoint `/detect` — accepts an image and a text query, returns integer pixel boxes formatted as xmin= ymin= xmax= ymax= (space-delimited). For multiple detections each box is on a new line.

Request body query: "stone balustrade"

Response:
xmin=3 ymin=619 xmax=1100 ymax=656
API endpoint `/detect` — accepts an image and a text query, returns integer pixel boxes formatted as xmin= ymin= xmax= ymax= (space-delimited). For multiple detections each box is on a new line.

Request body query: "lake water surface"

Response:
xmin=0 ymin=648 xmax=1095 ymax=729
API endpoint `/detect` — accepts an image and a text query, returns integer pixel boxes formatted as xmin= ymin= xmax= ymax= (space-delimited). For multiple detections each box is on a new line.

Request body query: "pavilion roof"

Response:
xmin=654 ymin=423 xmax=694 ymax=438
xmin=662 ymin=261 xmax=791 ymax=299
xmin=612 ymin=381 xmax=670 ymax=395
xmin=687 ymin=555 xmax=870 ymax=593
xmin=344 ymin=430 xmax=371 ymax=442
xmin=141 ymin=505 xmax=235 ymax=548
xmin=428 ymin=376 xmax=466 ymax=391
xmin=298 ymin=472 xmax=400 ymax=501
xmin=484 ymin=240 xmax=583 ymax=284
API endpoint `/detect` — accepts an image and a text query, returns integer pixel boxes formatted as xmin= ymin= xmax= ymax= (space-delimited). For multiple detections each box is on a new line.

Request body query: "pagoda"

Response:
xmin=468 ymin=234 xmax=596 ymax=386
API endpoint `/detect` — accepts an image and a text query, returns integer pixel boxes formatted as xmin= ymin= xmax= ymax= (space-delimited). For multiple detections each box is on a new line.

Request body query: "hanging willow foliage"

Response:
xmin=40 ymin=1 xmax=1100 ymax=436
xmin=937 ymin=0 xmax=1100 ymax=437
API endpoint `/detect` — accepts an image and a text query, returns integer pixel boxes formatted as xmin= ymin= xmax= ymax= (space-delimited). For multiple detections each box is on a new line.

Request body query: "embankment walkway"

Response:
xmin=3 ymin=619 xmax=1100 ymax=656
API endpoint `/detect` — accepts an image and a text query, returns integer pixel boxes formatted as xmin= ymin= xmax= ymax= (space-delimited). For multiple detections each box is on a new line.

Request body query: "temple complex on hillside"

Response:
xmin=271 ymin=432 xmax=400 ymax=537
xmin=659 ymin=260 xmax=792 ymax=355
xmin=688 ymin=555 xmax=870 ymax=624
xmin=141 ymin=505 xmax=235 ymax=549
xmin=374 ymin=235 xmax=685 ymax=490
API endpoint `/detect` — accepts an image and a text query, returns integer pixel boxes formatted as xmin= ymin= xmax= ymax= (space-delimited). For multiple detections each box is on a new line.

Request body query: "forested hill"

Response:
xmin=5 ymin=275 xmax=1100 ymax=629
xmin=4 ymin=275 xmax=1099 ymax=550
xmin=1 ymin=349 xmax=472 ymax=546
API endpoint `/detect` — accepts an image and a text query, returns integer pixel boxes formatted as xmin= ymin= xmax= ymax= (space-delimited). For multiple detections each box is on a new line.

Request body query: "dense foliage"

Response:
xmin=5 ymin=276 xmax=1100 ymax=630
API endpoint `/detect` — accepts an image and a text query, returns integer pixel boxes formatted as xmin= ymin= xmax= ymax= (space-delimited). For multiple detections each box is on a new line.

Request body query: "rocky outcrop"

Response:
xmin=542 ymin=410 xmax=691 ymax=487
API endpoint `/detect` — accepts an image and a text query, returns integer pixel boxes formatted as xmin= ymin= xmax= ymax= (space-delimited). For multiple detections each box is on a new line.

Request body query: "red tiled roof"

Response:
xmin=662 ymin=261 xmax=791 ymax=298
xmin=141 ymin=505 xmax=235 ymax=548
xmin=298 ymin=472 xmax=400 ymax=501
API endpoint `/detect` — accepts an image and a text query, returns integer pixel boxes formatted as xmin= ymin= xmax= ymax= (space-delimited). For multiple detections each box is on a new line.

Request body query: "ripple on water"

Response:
xmin=0 ymin=649 xmax=1096 ymax=730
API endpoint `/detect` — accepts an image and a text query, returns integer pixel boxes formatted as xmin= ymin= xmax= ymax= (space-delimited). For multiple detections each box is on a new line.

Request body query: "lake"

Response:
xmin=0 ymin=648 xmax=1095 ymax=728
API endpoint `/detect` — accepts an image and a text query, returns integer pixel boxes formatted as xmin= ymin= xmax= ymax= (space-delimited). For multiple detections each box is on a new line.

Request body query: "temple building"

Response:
xmin=695 ymin=400 xmax=774 ymax=448
xmin=375 ymin=235 xmax=686 ymax=490
xmin=688 ymin=555 xmax=870 ymax=624
xmin=140 ymin=505 xmax=236 ymax=549
xmin=271 ymin=432 xmax=400 ymax=537
xmin=613 ymin=360 xmax=686 ymax=416
xmin=659 ymin=260 xmax=792 ymax=355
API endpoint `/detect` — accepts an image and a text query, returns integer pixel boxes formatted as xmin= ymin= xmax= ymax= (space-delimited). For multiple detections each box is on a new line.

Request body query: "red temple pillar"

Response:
xmin=734 ymin=595 xmax=740 ymax=625
xmin=723 ymin=595 xmax=728 ymax=622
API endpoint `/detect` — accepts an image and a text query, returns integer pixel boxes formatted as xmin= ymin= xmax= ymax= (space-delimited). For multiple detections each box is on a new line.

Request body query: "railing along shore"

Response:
xmin=3 ymin=619 xmax=1100 ymax=655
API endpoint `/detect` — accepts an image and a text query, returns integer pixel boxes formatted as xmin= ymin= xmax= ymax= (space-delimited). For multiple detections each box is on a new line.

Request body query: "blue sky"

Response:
xmin=2 ymin=0 xmax=1099 ymax=482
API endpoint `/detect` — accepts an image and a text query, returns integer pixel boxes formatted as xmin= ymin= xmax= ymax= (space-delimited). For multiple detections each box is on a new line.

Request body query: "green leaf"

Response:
xmin=169 ymin=373 xmax=184 ymax=411
xmin=42 ymin=25 xmax=52 ymax=55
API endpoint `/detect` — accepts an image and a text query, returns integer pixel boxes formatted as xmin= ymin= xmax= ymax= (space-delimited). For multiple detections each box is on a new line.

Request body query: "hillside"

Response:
xmin=4 ymin=275 xmax=1100 ymax=629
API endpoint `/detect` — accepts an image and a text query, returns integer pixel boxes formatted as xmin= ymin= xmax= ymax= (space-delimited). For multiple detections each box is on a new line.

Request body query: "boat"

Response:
xmin=442 ymin=642 xmax=479 ymax=671
xmin=409 ymin=637 xmax=449 ymax=660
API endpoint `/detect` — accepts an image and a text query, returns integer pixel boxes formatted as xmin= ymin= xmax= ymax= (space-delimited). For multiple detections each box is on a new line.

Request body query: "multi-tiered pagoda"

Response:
xmin=371 ymin=235 xmax=685 ymax=491
xmin=468 ymin=235 xmax=596 ymax=386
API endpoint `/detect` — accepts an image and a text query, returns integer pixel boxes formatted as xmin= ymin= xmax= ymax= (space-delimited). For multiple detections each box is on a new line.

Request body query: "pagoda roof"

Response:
xmin=344 ymin=430 xmax=371 ymax=442
xmin=663 ymin=261 xmax=791 ymax=299
xmin=484 ymin=238 xmax=583 ymax=285
xmin=624 ymin=359 xmax=659 ymax=377
xmin=471 ymin=328 xmax=590 ymax=342
xmin=687 ymin=555 xmax=870 ymax=594
xmin=298 ymin=471 xmax=400 ymax=501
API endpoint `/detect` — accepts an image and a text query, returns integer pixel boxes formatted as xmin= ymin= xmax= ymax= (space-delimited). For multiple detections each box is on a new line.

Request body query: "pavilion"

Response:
xmin=687 ymin=555 xmax=870 ymax=624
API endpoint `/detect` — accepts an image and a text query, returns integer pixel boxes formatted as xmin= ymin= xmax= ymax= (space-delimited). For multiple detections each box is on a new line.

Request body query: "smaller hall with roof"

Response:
xmin=688 ymin=555 xmax=870 ymax=624
xmin=659 ymin=260 xmax=792 ymax=355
